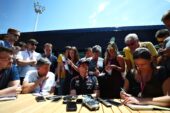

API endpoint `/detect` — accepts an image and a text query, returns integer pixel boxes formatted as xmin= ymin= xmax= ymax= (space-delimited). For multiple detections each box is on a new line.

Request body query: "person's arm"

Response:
xmin=56 ymin=62 xmax=63 ymax=83
xmin=67 ymin=59 xmax=78 ymax=72
xmin=17 ymin=59 xmax=36 ymax=67
xmin=111 ymin=55 xmax=125 ymax=72
xmin=0 ymin=80 xmax=21 ymax=96
xmin=122 ymin=95 xmax=170 ymax=107
xmin=22 ymin=76 xmax=48 ymax=93
xmin=121 ymin=77 xmax=170 ymax=107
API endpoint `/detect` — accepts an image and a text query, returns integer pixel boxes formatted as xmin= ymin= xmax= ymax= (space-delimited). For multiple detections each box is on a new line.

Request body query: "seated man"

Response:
xmin=22 ymin=58 xmax=55 ymax=94
xmin=0 ymin=46 xmax=21 ymax=96
xmin=70 ymin=59 xmax=99 ymax=97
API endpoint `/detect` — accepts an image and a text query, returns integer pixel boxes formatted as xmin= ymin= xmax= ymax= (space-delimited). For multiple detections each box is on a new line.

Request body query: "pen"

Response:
xmin=120 ymin=88 xmax=132 ymax=97
xmin=121 ymin=88 xmax=126 ymax=93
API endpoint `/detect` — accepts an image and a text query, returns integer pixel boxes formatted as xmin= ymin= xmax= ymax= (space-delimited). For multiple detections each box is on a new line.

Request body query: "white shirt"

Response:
xmin=24 ymin=70 xmax=55 ymax=93
xmin=16 ymin=50 xmax=41 ymax=77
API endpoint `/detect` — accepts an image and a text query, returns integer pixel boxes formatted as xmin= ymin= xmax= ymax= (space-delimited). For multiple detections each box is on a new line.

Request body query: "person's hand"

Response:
xmin=67 ymin=59 xmax=72 ymax=65
xmin=105 ymin=65 xmax=111 ymax=70
xmin=95 ymin=68 xmax=100 ymax=76
xmin=110 ymin=64 xmax=118 ymax=70
xmin=30 ymin=60 xmax=37 ymax=66
xmin=120 ymin=90 xmax=132 ymax=99
xmin=120 ymin=90 xmax=139 ymax=104
xmin=16 ymin=85 xmax=22 ymax=94
xmin=122 ymin=96 xmax=140 ymax=105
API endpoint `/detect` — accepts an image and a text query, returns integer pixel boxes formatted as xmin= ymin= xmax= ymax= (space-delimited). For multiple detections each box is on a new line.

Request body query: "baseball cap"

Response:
xmin=27 ymin=39 xmax=39 ymax=45
xmin=77 ymin=59 xmax=89 ymax=67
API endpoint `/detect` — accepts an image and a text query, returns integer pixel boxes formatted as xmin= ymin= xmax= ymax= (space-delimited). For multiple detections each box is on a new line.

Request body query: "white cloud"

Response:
xmin=89 ymin=0 xmax=110 ymax=27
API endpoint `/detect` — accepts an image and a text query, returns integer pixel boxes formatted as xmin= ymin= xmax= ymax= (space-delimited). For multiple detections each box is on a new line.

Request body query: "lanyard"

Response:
xmin=39 ymin=80 xmax=44 ymax=93
xmin=27 ymin=50 xmax=33 ymax=59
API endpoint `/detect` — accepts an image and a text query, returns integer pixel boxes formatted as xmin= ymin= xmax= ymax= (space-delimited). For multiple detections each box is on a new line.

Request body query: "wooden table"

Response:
xmin=0 ymin=94 xmax=169 ymax=113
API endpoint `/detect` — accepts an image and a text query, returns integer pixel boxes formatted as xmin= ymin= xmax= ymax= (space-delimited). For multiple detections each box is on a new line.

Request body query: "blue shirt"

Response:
xmin=0 ymin=65 xmax=20 ymax=90
xmin=0 ymin=40 xmax=12 ymax=48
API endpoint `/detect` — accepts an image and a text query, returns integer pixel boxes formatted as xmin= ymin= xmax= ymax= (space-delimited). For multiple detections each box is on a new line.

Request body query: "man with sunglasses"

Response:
xmin=123 ymin=33 xmax=158 ymax=71
xmin=16 ymin=39 xmax=41 ymax=84
xmin=0 ymin=28 xmax=20 ymax=48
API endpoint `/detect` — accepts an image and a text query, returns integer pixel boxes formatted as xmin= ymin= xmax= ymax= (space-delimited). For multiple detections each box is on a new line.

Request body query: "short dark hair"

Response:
xmin=161 ymin=10 xmax=170 ymax=22
xmin=0 ymin=46 xmax=13 ymax=54
xmin=85 ymin=47 xmax=92 ymax=52
xmin=133 ymin=48 xmax=151 ymax=60
xmin=36 ymin=57 xmax=51 ymax=67
xmin=155 ymin=29 xmax=170 ymax=38
xmin=18 ymin=41 xmax=26 ymax=47
xmin=92 ymin=45 xmax=102 ymax=53
xmin=7 ymin=28 xmax=20 ymax=36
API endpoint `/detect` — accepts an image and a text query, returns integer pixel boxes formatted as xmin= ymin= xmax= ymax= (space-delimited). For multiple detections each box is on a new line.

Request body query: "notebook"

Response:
xmin=0 ymin=93 xmax=17 ymax=101
xmin=126 ymin=104 xmax=170 ymax=110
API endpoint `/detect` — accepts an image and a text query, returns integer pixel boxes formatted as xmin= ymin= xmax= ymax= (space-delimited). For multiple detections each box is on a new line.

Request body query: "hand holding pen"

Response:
xmin=120 ymin=88 xmax=132 ymax=99
xmin=120 ymin=88 xmax=140 ymax=105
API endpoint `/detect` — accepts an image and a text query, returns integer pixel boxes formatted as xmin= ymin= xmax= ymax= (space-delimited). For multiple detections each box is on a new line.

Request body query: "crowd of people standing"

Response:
xmin=0 ymin=10 xmax=170 ymax=107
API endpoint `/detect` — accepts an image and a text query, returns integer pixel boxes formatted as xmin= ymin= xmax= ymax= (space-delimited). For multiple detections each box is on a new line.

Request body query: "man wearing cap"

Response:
xmin=0 ymin=28 xmax=20 ymax=48
xmin=16 ymin=38 xmax=41 ymax=84
xmin=22 ymin=58 xmax=55 ymax=94
xmin=70 ymin=59 xmax=99 ymax=97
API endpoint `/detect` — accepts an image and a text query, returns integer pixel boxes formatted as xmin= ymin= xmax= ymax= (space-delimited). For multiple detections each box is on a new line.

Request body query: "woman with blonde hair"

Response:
xmin=100 ymin=42 xmax=125 ymax=98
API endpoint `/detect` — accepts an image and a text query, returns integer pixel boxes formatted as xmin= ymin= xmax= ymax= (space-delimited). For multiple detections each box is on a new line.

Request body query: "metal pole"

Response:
xmin=34 ymin=13 xmax=39 ymax=31
xmin=33 ymin=1 xmax=45 ymax=31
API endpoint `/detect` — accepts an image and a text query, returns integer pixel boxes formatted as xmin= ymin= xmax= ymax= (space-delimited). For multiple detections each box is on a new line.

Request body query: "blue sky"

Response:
xmin=0 ymin=0 xmax=170 ymax=34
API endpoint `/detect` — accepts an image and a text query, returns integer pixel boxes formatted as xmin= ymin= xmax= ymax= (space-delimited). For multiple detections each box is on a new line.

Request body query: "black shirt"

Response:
xmin=70 ymin=75 xmax=99 ymax=95
xmin=126 ymin=67 xmax=169 ymax=98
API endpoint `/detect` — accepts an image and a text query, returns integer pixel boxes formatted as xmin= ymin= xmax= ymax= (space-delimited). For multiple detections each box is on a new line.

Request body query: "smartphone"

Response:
xmin=66 ymin=102 xmax=77 ymax=111
xmin=35 ymin=96 xmax=46 ymax=102
xmin=46 ymin=96 xmax=62 ymax=102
